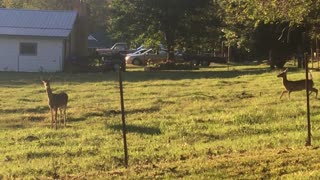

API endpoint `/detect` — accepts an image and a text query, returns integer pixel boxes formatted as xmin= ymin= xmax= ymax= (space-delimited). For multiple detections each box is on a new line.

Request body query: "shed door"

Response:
xmin=0 ymin=55 xmax=18 ymax=71
xmin=0 ymin=40 xmax=18 ymax=71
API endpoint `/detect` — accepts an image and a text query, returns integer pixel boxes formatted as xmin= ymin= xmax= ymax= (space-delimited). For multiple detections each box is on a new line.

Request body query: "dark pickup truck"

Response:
xmin=96 ymin=42 xmax=136 ymax=56
xmin=182 ymin=53 xmax=227 ymax=66
xmin=96 ymin=42 xmax=135 ymax=72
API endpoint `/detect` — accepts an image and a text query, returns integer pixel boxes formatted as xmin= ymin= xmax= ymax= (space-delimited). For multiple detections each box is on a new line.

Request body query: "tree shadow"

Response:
xmin=127 ymin=107 xmax=160 ymax=114
xmin=84 ymin=112 xmax=106 ymax=117
xmin=1 ymin=123 xmax=25 ymax=129
xmin=102 ymin=107 xmax=160 ymax=117
xmin=0 ymin=67 xmax=272 ymax=85
xmin=0 ymin=106 xmax=48 ymax=114
xmin=68 ymin=117 xmax=86 ymax=122
xmin=23 ymin=116 xmax=45 ymax=122
xmin=121 ymin=68 xmax=271 ymax=82
xmin=108 ymin=124 xmax=161 ymax=135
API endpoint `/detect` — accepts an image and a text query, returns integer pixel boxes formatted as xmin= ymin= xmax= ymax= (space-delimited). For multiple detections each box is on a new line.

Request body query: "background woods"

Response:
xmin=2 ymin=0 xmax=320 ymax=66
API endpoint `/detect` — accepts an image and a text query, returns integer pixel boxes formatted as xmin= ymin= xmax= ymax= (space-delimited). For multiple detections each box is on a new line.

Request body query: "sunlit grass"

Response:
xmin=1 ymin=62 xmax=320 ymax=179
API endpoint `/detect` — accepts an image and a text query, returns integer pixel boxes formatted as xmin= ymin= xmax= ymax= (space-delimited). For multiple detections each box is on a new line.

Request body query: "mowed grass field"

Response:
xmin=2 ymin=62 xmax=320 ymax=179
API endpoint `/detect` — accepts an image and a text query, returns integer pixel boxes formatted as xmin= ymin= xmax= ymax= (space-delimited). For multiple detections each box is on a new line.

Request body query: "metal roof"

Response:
xmin=0 ymin=8 xmax=77 ymax=38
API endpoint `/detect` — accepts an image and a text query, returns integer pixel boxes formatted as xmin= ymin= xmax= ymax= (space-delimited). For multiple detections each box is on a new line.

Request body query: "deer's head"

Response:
xmin=40 ymin=76 xmax=52 ymax=89
xmin=41 ymin=79 xmax=51 ymax=88
xmin=277 ymin=68 xmax=288 ymax=78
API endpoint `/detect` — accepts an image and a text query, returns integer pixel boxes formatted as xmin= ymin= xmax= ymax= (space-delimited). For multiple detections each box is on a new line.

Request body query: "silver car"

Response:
xmin=125 ymin=49 xmax=167 ymax=66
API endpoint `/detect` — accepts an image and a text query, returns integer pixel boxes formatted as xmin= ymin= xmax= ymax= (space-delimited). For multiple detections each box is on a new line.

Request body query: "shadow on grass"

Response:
xmin=121 ymin=68 xmax=271 ymax=82
xmin=0 ymin=67 xmax=271 ymax=85
xmin=1 ymin=123 xmax=25 ymax=129
xmin=108 ymin=124 xmax=161 ymax=135
xmin=0 ymin=106 xmax=48 ymax=114
xmin=68 ymin=117 xmax=86 ymax=122
xmin=126 ymin=107 xmax=160 ymax=114
xmin=83 ymin=107 xmax=161 ymax=118
xmin=23 ymin=116 xmax=45 ymax=122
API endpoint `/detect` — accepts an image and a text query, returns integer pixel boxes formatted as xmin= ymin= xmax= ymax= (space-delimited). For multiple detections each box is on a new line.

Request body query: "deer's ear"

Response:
xmin=284 ymin=68 xmax=288 ymax=72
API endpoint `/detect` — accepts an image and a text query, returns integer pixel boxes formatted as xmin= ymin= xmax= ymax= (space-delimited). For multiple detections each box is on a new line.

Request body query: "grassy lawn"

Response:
xmin=1 ymin=62 xmax=320 ymax=179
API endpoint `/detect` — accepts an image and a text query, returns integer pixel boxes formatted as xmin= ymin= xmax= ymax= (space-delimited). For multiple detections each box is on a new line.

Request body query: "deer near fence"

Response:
xmin=277 ymin=68 xmax=318 ymax=99
xmin=41 ymin=78 xmax=68 ymax=129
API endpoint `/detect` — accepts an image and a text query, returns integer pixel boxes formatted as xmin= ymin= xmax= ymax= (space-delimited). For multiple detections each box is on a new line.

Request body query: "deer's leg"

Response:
xmin=54 ymin=108 xmax=58 ymax=130
xmin=64 ymin=106 xmax=67 ymax=127
xmin=60 ymin=106 xmax=66 ymax=127
xmin=280 ymin=90 xmax=288 ymax=99
xmin=50 ymin=109 xmax=54 ymax=128
xmin=311 ymin=88 xmax=318 ymax=98
xmin=60 ymin=109 xmax=63 ymax=126
xmin=59 ymin=108 xmax=63 ymax=126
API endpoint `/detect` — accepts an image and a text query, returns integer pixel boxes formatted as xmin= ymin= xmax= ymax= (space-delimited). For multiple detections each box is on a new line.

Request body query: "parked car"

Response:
xmin=125 ymin=49 xmax=167 ymax=65
xmin=126 ymin=48 xmax=148 ymax=56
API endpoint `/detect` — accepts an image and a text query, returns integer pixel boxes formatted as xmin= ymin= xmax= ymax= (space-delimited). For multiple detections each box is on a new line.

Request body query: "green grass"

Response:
xmin=1 ymin=62 xmax=320 ymax=179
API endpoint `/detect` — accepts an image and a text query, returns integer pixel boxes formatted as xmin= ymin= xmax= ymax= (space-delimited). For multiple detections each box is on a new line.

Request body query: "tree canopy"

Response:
xmin=108 ymin=0 xmax=218 ymax=60
xmin=2 ymin=0 xmax=320 ymax=65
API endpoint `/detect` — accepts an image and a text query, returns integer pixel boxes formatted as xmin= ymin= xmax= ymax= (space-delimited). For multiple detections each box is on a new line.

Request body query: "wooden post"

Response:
xmin=227 ymin=45 xmax=231 ymax=71
xmin=118 ymin=67 xmax=128 ymax=167
xmin=316 ymin=38 xmax=319 ymax=70
xmin=311 ymin=46 xmax=314 ymax=69
xmin=305 ymin=54 xmax=312 ymax=146
xmin=221 ymin=41 xmax=224 ymax=57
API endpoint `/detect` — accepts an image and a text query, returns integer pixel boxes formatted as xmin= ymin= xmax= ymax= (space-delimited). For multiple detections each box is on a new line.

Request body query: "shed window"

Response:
xmin=20 ymin=43 xmax=37 ymax=56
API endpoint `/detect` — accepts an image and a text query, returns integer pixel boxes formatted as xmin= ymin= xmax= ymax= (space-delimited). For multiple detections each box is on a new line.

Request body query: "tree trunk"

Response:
xmin=297 ymin=46 xmax=304 ymax=68
xmin=165 ymin=29 xmax=175 ymax=61
xmin=269 ymin=49 xmax=275 ymax=69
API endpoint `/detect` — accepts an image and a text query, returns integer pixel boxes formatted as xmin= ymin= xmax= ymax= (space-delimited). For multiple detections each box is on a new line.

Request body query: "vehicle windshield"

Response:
xmin=111 ymin=43 xmax=127 ymax=50
xmin=132 ymin=49 xmax=147 ymax=54
xmin=142 ymin=49 xmax=153 ymax=54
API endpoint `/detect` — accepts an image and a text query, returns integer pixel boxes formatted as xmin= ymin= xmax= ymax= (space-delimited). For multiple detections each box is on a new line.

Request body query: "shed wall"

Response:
xmin=0 ymin=36 xmax=64 ymax=72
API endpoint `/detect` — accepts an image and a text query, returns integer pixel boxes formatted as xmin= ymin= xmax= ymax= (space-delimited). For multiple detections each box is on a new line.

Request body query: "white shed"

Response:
xmin=0 ymin=8 xmax=78 ymax=72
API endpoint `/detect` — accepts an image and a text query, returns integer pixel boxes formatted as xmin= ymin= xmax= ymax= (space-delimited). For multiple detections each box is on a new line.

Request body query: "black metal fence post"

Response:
xmin=118 ymin=67 xmax=128 ymax=167
xmin=305 ymin=54 xmax=312 ymax=146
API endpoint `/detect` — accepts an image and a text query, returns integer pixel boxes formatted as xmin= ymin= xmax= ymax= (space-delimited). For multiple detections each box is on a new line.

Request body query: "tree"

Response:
xmin=2 ymin=0 xmax=76 ymax=9
xmin=108 ymin=0 xmax=214 ymax=60
xmin=219 ymin=0 xmax=319 ymax=67
xmin=86 ymin=0 xmax=109 ymax=30
xmin=176 ymin=0 xmax=221 ymax=53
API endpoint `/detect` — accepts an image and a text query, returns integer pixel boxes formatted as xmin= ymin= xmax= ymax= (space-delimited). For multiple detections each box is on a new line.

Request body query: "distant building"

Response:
xmin=88 ymin=29 xmax=113 ymax=55
xmin=0 ymin=1 xmax=88 ymax=72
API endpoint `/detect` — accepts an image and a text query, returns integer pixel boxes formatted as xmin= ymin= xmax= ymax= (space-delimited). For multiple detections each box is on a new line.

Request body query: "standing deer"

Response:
xmin=277 ymin=68 xmax=318 ymax=99
xmin=41 ymin=78 xmax=68 ymax=129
